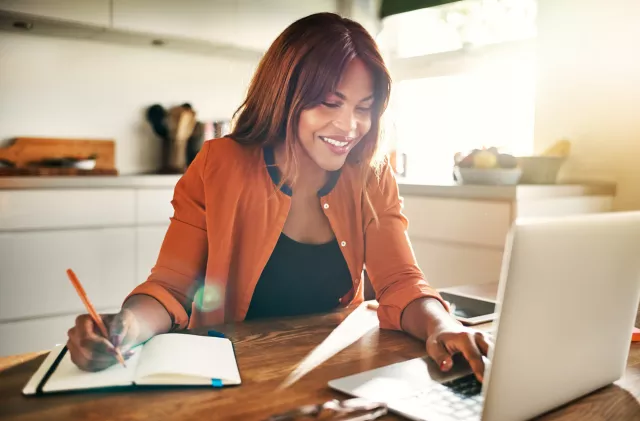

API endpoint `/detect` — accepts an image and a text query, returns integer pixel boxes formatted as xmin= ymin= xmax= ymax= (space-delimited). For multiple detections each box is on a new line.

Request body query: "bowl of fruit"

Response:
xmin=454 ymin=147 xmax=522 ymax=185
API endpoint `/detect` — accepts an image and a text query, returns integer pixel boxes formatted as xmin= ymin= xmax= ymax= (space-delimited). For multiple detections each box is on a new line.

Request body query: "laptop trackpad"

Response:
xmin=329 ymin=354 xmax=474 ymax=402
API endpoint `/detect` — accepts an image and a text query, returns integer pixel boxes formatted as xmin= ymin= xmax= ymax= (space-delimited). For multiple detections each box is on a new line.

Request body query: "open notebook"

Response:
xmin=23 ymin=333 xmax=241 ymax=395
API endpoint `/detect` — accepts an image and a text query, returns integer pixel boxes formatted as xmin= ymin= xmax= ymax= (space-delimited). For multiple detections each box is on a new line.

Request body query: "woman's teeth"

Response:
xmin=320 ymin=136 xmax=348 ymax=147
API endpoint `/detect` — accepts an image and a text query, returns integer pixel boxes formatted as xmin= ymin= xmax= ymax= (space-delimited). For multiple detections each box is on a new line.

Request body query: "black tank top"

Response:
xmin=245 ymin=233 xmax=353 ymax=320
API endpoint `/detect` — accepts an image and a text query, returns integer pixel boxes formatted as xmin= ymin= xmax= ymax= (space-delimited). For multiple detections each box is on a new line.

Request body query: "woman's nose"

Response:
xmin=333 ymin=109 xmax=357 ymax=135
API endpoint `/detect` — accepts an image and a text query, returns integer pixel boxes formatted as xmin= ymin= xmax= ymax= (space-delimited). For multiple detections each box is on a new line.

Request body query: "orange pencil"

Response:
xmin=66 ymin=269 xmax=126 ymax=368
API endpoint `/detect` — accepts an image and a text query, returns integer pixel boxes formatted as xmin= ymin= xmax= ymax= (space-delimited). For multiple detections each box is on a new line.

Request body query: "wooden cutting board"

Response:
xmin=0 ymin=137 xmax=117 ymax=174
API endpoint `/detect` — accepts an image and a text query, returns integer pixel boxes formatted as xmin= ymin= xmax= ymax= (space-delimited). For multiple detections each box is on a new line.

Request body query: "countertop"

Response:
xmin=0 ymin=174 xmax=616 ymax=200
xmin=397 ymin=181 xmax=616 ymax=200
xmin=0 ymin=174 xmax=183 ymax=190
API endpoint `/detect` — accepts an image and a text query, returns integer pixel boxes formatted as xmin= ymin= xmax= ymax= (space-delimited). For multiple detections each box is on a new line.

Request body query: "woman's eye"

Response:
xmin=322 ymin=102 xmax=340 ymax=108
xmin=356 ymin=106 xmax=372 ymax=113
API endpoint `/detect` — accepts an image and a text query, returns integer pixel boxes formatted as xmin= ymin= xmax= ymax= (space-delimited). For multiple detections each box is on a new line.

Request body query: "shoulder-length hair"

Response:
xmin=229 ymin=12 xmax=391 ymax=213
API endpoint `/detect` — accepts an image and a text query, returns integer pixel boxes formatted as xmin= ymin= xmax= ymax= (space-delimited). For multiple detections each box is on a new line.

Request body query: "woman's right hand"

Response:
xmin=66 ymin=308 xmax=139 ymax=372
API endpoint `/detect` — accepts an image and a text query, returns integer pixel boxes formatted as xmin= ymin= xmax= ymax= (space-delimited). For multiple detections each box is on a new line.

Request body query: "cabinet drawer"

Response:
xmin=0 ymin=0 xmax=110 ymax=27
xmin=112 ymin=0 xmax=336 ymax=51
xmin=0 ymin=189 xmax=135 ymax=230
xmin=402 ymin=196 xmax=512 ymax=248
xmin=411 ymin=239 xmax=504 ymax=289
xmin=0 ymin=314 xmax=76 ymax=357
xmin=0 ymin=311 xmax=116 ymax=357
xmin=136 ymin=189 xmax=175 ymax=224
xmin=516 ymin=196 xmax=613 ymax=218
xmin=0 ymin=228 xmax=135 ymax=321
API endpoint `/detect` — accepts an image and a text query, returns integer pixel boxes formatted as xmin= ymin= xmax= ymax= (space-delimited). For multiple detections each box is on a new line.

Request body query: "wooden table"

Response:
xmin=1 ymin=284 xmax=639 ymax=421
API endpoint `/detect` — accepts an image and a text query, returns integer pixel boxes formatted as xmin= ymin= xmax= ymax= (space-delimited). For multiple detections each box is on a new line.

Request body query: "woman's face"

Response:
xmin=297 ymin=58 xmax=374 ymax=172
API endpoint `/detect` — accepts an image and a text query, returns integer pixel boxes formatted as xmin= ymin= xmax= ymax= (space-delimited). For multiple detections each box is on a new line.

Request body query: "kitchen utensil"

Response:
xmin=170 ymin=107 xmax=197 ymax=171
xmin=146 ymin=103 xmax=203 ymax=173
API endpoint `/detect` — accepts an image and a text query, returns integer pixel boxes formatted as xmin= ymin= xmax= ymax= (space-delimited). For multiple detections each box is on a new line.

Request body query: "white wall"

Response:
xmin=0 ymin=33 xmax=258 ymax=174
xmin=534 ymin=0 xmax=640 ymax=210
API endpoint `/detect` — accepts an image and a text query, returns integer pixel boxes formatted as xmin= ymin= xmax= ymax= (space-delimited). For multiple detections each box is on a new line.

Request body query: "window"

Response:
xmin=378 ymin=0 xmax=538 ymax=183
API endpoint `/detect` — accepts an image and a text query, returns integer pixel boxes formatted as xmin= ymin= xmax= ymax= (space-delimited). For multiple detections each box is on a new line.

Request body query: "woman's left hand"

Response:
xmin=426 ymin=322 xmax=492 ymax=382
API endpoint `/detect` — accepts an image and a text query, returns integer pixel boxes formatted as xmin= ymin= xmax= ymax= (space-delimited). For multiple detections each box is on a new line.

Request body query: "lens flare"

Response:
xmin=193 ymin=283 xmax=223 ymax=312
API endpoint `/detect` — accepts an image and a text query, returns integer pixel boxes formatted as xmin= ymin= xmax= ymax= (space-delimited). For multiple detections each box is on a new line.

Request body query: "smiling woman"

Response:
xmin=231 ymin=12 xmax=391 ymax=210
xmin=299 ymin=60 xmax=375 ymax=170
xmin=65 ymin=12 xmax=492 ymax=383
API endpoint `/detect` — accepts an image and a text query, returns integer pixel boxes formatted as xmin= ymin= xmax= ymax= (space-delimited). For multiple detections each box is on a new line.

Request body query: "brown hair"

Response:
xmin=229 ymin=12 xmax=391 ymax=214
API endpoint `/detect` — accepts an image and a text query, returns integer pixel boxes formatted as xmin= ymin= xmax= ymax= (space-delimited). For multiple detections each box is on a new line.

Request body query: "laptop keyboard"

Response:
xmin=394 ymin=374 xmax=484 ymax=421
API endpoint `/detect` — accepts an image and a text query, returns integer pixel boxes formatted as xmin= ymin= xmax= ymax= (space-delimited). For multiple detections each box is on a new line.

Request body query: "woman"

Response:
xmin=67 ymin=13 xmax=491 ymax=382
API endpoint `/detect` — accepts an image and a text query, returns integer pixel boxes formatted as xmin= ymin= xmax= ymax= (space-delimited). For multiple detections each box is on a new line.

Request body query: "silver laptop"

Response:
xmin=329 ymin=211 xmax=640 ymax=421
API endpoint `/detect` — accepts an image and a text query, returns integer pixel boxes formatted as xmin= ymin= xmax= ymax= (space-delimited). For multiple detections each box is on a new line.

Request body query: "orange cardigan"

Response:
xmin=126 ymin=137 xmax=447 ymax=331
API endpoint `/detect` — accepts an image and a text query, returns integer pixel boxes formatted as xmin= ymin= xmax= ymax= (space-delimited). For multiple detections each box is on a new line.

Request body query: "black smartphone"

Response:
xmin=439 ymin=291 xmax=497 ymax=325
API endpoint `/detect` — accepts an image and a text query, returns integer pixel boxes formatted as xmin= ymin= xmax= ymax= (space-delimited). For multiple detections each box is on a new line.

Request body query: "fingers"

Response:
xmin=67 ymin=314 xmax=125 ymax=372
xmin=75 ymin=315 xmax=115 ymax=355
xmin=457 ymin=335 xmax=486 ymax=382
xmin=426 ymin=336 xmax=453 ymax=372
xmin=475 ymin=331 xmax=491 ymax=357
xmin=68 ymin=339 xmax=135 ymax=372
xmin=67 ymin=339 xmax=112 ymax=372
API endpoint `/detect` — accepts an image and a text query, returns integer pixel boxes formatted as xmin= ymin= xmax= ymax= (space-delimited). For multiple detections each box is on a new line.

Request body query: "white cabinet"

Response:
xmin=0 ymin=228 xmax=136 ymax=321
xmin=402 ymin=195 xmax=512 ymax=287
xmin=230 ymin=0 xmax=337 ymax=50
xmin=0 ymin=0 xmax=342 ymax=57
xmin=411 ymin=239 xmax=504 ymax=288
xmin=516 ymin=196 xmax=614 ymax=218
xmin=0 ymin=0 xmax=110 ymax=27
xmin=136 ymin=188 xmax=174 ymax=224
xmin=0 ymin=313 xmax=76 ymax=357
xmin=111 ymin=0 xmax=337 ymax=50
xmin=402 ymin=197 xmax=511 ymax=248
xmin=0 ymin=184 xmax=176 ymax=356
xmin=401 ymin=186 xmax=614 ymax=289
xmin=112 ymin=0 xmax=236 ymax=44
xmin=0 ymin=189 xmax=135 ymax=230
xmin=0 ymin=310 xmax=117 ymax=357
xmin=136 ymin=225 xmax=169 ymax=284
xmin=135 ymin=188 xmax=172 ymax=284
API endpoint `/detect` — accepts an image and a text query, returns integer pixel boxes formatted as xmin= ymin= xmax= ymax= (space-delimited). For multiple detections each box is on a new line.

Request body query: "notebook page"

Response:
xmin=133 ymin=333 xmax=240 ymax=385
xmin=42 ymin=346 xmax=142 ymax=393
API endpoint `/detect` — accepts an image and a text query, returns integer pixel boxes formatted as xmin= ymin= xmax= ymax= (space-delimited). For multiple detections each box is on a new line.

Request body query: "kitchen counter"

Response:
xmin=0 ymin=174 xmax=183 ymax=189
xmin=398 ymin=180 xmax=616 ymax=200
xmin=0 ymin=175 xmax=616 ymax=201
